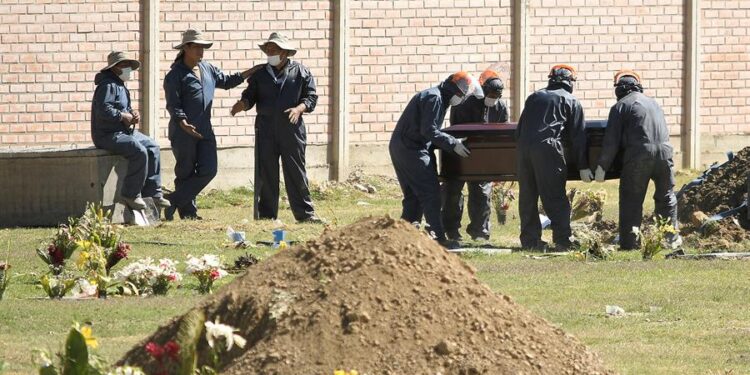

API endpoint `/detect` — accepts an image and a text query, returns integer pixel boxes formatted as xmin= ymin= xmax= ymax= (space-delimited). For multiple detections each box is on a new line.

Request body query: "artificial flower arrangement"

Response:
xmin=114 ymin=257 xmax=181 ymax=296
xmin=35 ymin=203 xmax=134 ymax=299
xmin=185 ymin=254 xmax=228 ymax=294
xmin=491 ymin=182 xmax=516 ymax=225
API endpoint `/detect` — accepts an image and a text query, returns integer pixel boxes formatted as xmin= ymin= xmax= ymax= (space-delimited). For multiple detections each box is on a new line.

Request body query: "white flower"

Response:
xmin=107 ymin=366 xmax=146 ymax=375
xmin=185 ymin=254 xmax=226 ymax=276
xmin=204 ymin=318 xmax=246 ymax=350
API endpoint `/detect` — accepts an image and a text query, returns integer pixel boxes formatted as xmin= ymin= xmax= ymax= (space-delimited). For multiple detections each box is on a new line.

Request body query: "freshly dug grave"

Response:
xmin=119 ymin=216 xmax=612 ymax=375
xmin=678 ymin=147 xmax=750 ymax=227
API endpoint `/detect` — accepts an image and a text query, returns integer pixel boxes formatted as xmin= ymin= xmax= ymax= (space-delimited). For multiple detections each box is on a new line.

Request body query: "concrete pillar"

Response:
xmin=511 ymin=0 xmax=529 ymax=121
xmin=683 ymin=0 xmax=700 ymax=168
xmin=141 ymin=0 xmax=159 ymax=139
xmin=331 ymin=0 xmax=350 ymax=181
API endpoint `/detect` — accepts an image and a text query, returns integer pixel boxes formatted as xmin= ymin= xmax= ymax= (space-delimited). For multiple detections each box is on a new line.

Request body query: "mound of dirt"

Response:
xmin=118 ymin=216 xmax=612 ymax=374
xmin=678 ymin=147 xmax=750 ymax=226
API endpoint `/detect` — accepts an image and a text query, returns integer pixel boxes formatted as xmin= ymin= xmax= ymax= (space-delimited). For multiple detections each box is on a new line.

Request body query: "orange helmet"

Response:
xmin=613 ymin=69 xmax=641 ymax=86
xmin=548 ymin=64 xmax=577 ymax=81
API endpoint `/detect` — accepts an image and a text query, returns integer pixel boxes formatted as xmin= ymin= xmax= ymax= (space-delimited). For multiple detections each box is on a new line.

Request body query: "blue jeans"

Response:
xmin=93 ymin=130 xmax=162 ymax=199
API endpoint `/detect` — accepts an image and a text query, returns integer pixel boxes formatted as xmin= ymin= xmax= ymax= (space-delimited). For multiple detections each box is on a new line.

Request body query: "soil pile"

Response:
xmin=678 ymin=147 xmax=750 ymax=226
xmin=119 ymin=216 xmax=612 ymax=375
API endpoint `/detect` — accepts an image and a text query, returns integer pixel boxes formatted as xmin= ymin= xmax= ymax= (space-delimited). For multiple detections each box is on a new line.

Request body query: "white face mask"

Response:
xmin=118 ymin=67 xmax=132 ymax=82
xmin=449 ymin=95 xmax=463 ymax=106
xmin=267 ymin=55 xmax=281 ymax=67
xmin=484 ymin=97 xmax=499 ymax=107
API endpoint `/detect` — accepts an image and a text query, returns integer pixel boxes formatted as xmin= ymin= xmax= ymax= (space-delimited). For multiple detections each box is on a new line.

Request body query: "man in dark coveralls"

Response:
xmin=515 ymin=64 xmax=592 ymax=251
xmin=389 ymin=72 xmax=482 ymax=248
xmin=231 ymin=32 xmax=322 ymax=223
xmin=441 ymin=69 xmax=509 ymax=241
xmin=595 ymin=70 xmax=680 ymax=250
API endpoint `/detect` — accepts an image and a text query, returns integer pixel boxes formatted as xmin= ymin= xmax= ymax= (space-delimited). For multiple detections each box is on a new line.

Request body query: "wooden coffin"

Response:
xmin=439 ymin=120 xmax=622 ymax=182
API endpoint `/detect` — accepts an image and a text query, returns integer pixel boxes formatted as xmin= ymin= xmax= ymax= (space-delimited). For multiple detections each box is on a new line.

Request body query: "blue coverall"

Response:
xmin=164 ymin=60 xmax=245 ymax=218
xmin=389 ymin=82 xmax=460 ymax=241
xmin=91 ymin=70 xmax=163 ymax=200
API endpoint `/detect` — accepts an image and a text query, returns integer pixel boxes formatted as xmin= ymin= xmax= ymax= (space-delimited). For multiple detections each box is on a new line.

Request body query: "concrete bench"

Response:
xmin=0 ymin=147 xmax=128 ymax=227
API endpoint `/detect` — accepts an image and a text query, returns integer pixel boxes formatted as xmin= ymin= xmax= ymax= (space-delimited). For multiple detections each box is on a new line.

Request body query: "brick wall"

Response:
xmin=700 ymin=0 xmax=750 ymax=134
xmin=527 ymin=0 xmax=684 ymax=135
xmin=348 ymin=0 xmax=513 ymax=143
xmin=159 ymin=0 xmax=332 ymax=147
xmin=0 ymin=0 xmax=141 ymax=147
xmin=1 ymin=0 xmax=749 ymax=167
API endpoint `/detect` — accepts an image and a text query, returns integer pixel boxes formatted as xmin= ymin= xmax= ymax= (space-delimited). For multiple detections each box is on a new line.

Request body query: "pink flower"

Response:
xmin=168 ymin=274 xmax=178 ymax=281
xmin=210 ymin=269 xmax=220 ymax=280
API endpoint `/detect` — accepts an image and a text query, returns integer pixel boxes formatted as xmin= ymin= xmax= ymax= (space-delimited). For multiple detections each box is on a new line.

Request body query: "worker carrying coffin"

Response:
xmin=389 ymin=72 xmax=483 ymax=248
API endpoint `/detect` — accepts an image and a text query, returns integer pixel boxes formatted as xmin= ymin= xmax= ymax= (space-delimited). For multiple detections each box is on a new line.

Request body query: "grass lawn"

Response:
xmin=0 ymin=173 xmax=748 ymax=374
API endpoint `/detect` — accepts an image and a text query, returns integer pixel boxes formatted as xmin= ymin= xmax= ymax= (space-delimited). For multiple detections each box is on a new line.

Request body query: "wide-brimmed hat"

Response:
xmin=258 ymin=32 xmax=297 ymax=56
xmin=101 ymin=51 xmax=140 ymax=72
xmin=173 ymin=28 xmax=213 ymax=50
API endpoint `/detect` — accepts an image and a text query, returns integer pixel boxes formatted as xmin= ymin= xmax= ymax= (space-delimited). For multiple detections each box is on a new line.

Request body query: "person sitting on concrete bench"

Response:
xmin=91 ymin=51 xmax=170 ymax=211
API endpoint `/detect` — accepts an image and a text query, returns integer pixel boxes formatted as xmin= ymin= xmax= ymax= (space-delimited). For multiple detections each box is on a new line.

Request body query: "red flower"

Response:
xmin=163 ymin=341 xmax=180 ymax=361
xmin=47 ymin=244 xmax=64 ymax=265
xmin=114 ymin=242 xmax=131 ymax=260
xmin=145 ymin=341 xmax=164 ymax=360
xmin=167 ymin=274 xmax=178 ymax=281
xmin=210 ymin=269 xmax=220 ymax=280
xmin=501 ymin=203 xmax=510 ymax=210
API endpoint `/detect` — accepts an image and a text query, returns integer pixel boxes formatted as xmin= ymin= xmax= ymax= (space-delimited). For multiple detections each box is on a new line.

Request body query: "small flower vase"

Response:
xmin=496 ymin=209 xmax=508 ymax=225
xmin=153 ymin=279 xmax=170 ymax=296
xmin=197 ymin=279 xmax=213 ymax=294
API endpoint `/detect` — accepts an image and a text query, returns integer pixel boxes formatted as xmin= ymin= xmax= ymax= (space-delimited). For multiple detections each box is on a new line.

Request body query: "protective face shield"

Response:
xmin=118 ymin=67 xmax=132 ymax=82
xmin=449 ymin=95 xmax=464 ymax=106
xmin=446 ymin=71 xmax=483 ymax=101
xmin=484 ymin=97 xmax=499 ymax=107
xmin=267 ymin=54 xmax=282 ymax=66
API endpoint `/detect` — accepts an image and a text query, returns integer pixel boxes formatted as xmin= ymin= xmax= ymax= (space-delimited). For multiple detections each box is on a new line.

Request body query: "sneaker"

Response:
xmin=122 ymin=196 xmax=147 ymax=210
xmin=469 ymin=233 xmax=490 ymax=241
xmin=181 ymin=214 xmax=203 ymax=221
xmin=152 ymin=196 xmax=172 ymax=208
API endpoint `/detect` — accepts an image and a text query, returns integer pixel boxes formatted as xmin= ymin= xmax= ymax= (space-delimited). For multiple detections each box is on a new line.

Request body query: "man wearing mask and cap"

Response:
xmin=595 ymin=70 xmax=679 ymax=250
xmin=231 ymin=32 xmax=322 ymax=223
xmin=390 ymin=72 xmax=481 ymax=248
xmin=516 ymin=64 xmax=590 ymax=251
xmin=442 ymin=69 xmax=509 ymax=241
xmin=164 ymin=29 xmax=259 ymax=220
xmin=91 ymin=51 xmax=169 ymax=211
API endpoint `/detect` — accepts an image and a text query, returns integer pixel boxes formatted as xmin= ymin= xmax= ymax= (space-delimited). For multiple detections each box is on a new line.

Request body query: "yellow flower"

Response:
xmin=80 ymin=325 xmax=98 ymax=349
xmin=334 ymin=371 xmax=345 ymax=375
xmin=76 ymin=251 xmax=91 ymax=269
xmin=278 ymin=241 xmax=288 ymax=249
